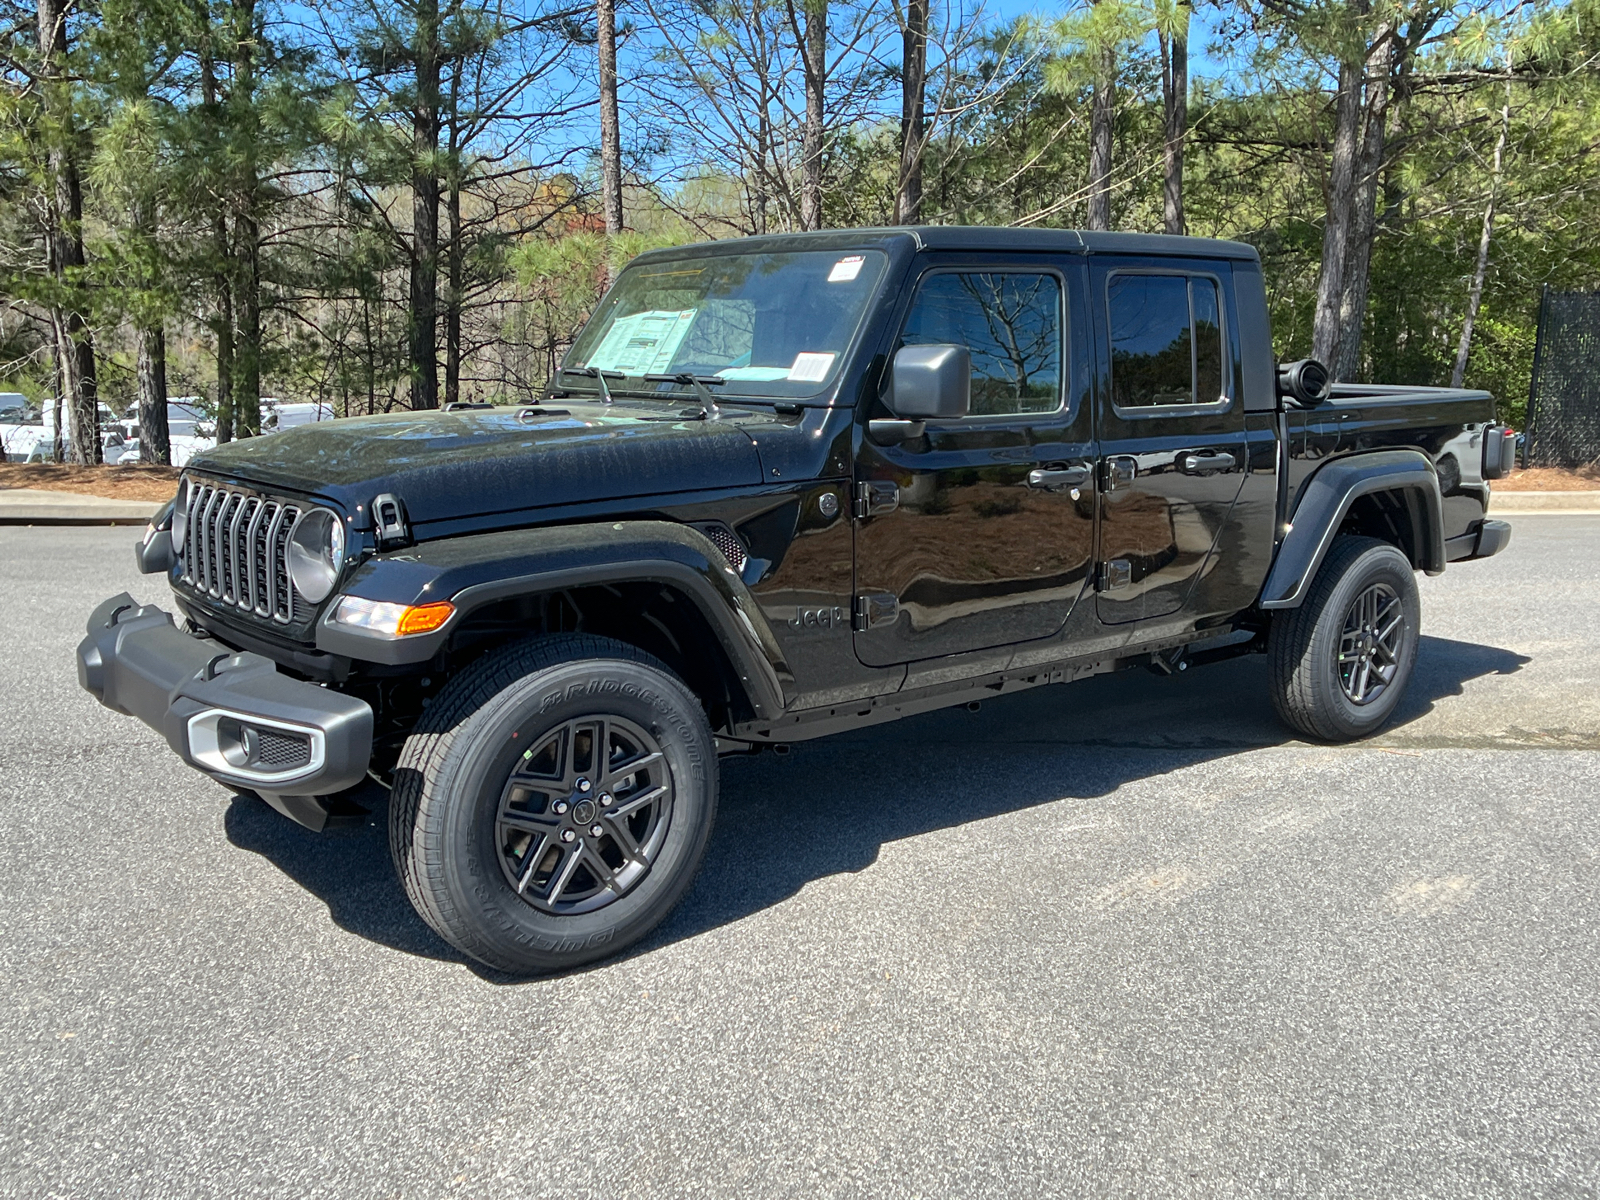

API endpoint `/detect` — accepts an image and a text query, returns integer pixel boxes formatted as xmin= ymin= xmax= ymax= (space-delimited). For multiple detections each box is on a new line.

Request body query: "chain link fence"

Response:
xmin=1525 ymin=286 xmax=1600 ymax=467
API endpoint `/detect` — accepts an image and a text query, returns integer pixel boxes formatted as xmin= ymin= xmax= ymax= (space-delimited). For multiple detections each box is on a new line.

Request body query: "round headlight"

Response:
xmin=287 ymin=508 xmax=347 ymax=604
xmin=171 ymin=477 xmax=189 ymax=547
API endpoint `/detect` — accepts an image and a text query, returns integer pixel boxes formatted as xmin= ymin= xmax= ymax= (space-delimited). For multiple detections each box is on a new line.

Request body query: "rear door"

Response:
xmin=852 ymin=255 xmax=1097 ymax=667
xmin=1092 ymin=260 xmax=1250 ymax=625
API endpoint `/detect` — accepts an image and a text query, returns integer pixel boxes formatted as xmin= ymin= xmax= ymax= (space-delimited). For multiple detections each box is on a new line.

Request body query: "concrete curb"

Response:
xmin=0 ymin=489 xmax=162 ymax=525
xmin=1490 ymin=491 xmax=1600 ymax=514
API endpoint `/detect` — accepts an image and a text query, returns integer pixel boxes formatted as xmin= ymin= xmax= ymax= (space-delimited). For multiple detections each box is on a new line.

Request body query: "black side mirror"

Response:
xmin=891 ymin=344 xmax=971 ymax=420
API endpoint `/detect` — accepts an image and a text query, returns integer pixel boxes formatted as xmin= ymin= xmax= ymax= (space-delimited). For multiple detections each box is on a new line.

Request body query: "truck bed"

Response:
xmin=1284 ymin=384 xmax=1497 ymax=543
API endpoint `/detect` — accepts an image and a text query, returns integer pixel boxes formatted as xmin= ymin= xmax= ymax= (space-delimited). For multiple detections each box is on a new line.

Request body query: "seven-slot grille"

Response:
xmin=178 ymin=481 xmax=301 ymax=623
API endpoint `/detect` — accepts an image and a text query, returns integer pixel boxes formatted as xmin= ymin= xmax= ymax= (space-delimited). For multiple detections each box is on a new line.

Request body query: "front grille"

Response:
xmin=179 ymin=481 xmax=300 ymax=623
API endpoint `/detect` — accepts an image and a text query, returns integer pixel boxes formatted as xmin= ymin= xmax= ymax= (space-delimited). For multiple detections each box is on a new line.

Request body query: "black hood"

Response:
xmin=189 ymin=402 xmax=773 ymax=530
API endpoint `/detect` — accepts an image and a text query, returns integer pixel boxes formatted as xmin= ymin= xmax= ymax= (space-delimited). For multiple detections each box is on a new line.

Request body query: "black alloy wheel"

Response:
xmin=496 ymin=715 xmax=674 ymax=915
xmin=1334 ymin=581 xmax=1408 ymax=706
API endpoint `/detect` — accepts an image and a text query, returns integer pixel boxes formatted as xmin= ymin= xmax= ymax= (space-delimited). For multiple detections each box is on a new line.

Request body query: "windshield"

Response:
xmin=564 ymin=249 xmax=889 ymax=399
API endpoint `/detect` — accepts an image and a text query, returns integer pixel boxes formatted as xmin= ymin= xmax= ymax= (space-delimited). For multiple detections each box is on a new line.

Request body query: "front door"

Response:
xmin=853 ymin=258 xmax=1096 ymax=667
xmin=1092 ymin=262 xmax=1250 ymax=625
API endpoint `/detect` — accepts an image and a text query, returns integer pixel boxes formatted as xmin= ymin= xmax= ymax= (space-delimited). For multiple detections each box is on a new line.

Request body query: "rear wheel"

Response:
xmin=389 ymin=634 xmax=717 ymax=974
xmin=1268 ymin=535 xmax=1421 ymax=742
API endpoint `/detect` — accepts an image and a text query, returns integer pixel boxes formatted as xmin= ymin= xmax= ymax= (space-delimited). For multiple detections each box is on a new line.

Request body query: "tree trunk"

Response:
xmin=1311 ymin=54 xmax=1364 ymax=366
xmin=444 ymin=58 xmax=462 ymax=406
xmin=1159 ymin=6 xmax=1187 ymax=236
xmin=410 ymin=0 xmax=442 ymax=410
xmin=200 ymin=15 xmax=234 ymax=443
xmin=1451 ymin=76 xmax=1512 ymax=389
xmin=445 ymin=181 xmax=461 ymax=405
xmin=895 ymin=0 xmax=927 ymax=225
xmin=1333 ymin=30 xmax=1394 ymax=383
xmin=137 ymin=326 xmax=171 ymax=464
xmin=799 ymin=0 xmax=826 ymax=231
xmin=753 ymin=103 xmax=771 ymax=234
xmin=231 ymin=0 xmax=262 ymax=437
xmin=38 ymin=0 xmax=100 ymax=465
xmin=215 ymin=250 xmax=235 ymax=443
xmin=1087 ymin=42 xmax=1115 ymax=231
xmin=235 ymin=212 xmax=262 ymax=436
xmin=597 ymin=0 xmax=623 ymax=238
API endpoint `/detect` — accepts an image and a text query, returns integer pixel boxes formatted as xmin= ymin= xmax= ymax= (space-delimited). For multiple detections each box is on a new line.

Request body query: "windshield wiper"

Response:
xmin=559 ymin=366 xmax=623 ymax=403
xmin=644 ymin=373 xmax=724 ymax=420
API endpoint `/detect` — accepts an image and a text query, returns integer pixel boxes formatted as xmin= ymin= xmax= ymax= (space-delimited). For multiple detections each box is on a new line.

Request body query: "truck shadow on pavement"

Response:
xmin=224 ymin=634 xmax=1527 ymax=979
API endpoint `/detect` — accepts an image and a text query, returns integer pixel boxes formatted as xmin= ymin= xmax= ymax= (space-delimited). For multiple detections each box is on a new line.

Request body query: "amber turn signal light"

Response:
xmin=395 ymin=601 xmax=455 ymax=636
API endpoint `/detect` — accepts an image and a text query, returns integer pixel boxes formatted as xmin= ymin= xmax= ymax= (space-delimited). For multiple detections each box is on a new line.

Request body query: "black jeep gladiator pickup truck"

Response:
xmin=78 ymin=227 xmax=1514 ymax=973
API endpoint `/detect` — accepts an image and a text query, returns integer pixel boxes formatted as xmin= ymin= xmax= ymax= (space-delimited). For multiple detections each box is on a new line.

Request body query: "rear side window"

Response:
xmin=1108 ymin=273 xmax=1227 ymax=409
xmin=900 ymin=272 xmax=1063 ymax=417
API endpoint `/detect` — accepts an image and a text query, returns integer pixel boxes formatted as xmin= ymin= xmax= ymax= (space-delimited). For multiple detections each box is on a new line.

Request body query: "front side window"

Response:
xmin=565 ymin=249 xmax=888 ymax=397
xmin=1108 ymin=273 xmax=1227 ymax=409
xmin=900 ymin=272 xmax=1063 ymax=417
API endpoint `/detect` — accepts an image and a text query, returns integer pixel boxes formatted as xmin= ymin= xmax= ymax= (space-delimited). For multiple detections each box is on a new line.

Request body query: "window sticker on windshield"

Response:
xmin=787 ymin=352 xmax=836 ymax=382
xmin=827 ymin=256 xmax=865 ymax=283
xmin=584 ymin=309 xmax=697 ymax=375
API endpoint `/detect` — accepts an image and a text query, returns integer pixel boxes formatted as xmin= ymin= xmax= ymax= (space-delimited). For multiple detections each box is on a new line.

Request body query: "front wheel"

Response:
xmin=389 ymin=634 xmax=717 ymax=974
xmin=1268 ymin=535 xmax=1421 ymax=742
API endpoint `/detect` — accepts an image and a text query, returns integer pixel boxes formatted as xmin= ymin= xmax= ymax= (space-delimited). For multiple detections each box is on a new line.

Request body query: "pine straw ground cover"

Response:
xmin=0 ymin=464 xmax=181 ymax=502
xmin=1496 ymin=464 xmax=1600 ymax=490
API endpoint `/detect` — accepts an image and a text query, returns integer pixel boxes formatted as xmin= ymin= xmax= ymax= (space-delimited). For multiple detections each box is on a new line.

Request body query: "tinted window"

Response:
xmin=1108 ymin=274 xmax=1227 ymax=408
xmin=901 ymin=272 xmax=1062 ymax=417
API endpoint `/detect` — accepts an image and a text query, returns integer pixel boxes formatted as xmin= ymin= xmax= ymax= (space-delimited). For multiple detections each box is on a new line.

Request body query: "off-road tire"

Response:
xmin=389 ymin=634 xmax=717 ymax=974
xmin=1268 ymin=535 xmax=1421 ymax=742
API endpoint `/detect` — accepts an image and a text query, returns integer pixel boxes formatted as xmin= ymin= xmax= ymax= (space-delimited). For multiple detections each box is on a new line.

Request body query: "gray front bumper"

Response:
xmin=77 ymin=593 xmax=373 ymax=814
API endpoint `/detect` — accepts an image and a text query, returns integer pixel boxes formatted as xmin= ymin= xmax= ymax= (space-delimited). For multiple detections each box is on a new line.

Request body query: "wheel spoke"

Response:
xmin=498 ymin=807 xmax=561 ymax=836
xmin=1376 ymin=614 xmax=1404 ymax=648
xmin=510 ymin=722 xmax=574 ymax=787
xmin=514 ymin=835 xmax=551 ymax=894
xmin=543 ymin=843 xmax=584 ymax=904
xmin=577 ymin=718 xmax=605 ymax=782
xmin=601 ymin=749 xmax=663 ymax=790
xmin=581 ymin=842 xmax=618 ymax=891
xmin=604 ymin=810 xmax=646 ymax=864
xmin=609 ymin=782 xmax=667 ymax=820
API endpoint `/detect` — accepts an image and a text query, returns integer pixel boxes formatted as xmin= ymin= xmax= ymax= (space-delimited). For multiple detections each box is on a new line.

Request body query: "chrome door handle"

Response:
xmin=1101 ymin=456 xmax=1138 ymax=492
xmin=1179 ymin=451 xmax=1236 ymax=476
xmin=1027 ymin=465 xmax=1090 ymax=491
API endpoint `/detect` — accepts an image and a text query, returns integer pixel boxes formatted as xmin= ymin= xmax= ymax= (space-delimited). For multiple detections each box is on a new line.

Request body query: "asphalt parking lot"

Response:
xmin=4 ymin=516 xmax=1598 ymax=1199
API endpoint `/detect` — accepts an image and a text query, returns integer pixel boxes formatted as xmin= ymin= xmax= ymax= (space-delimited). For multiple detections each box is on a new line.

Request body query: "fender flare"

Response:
xmin=1259 ymin=450 xmax=1445 ymax=610
xmin=315 ymin=520 xmax=790 ymax=720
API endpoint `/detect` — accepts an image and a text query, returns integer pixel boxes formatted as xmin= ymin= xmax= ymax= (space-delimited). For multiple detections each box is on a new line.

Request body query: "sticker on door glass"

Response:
xmin=827 ymin=256 xmax=865 ymax=283
xmin=787 ymin=352 xmax=836 ymax=382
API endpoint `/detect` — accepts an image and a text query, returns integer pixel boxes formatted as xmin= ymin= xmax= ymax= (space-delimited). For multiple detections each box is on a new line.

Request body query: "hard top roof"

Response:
xmin=631 ymin=225 xmax=1260 ymax=263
